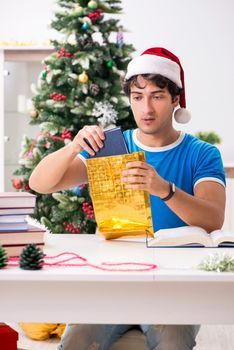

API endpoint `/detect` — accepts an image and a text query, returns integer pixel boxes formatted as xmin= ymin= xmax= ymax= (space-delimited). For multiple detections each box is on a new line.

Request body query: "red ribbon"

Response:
xmin=8 ymin=252 xmax=157 ymax=272
xmin=26 ymin=133 xmax=65 ymax=157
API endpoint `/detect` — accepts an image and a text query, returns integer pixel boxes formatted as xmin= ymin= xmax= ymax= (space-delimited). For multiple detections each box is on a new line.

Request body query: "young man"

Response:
xmin=29 ymin=47 xmax=226 ymax=349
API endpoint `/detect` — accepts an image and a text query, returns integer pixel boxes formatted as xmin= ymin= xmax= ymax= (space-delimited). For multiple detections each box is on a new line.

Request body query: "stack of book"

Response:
xmin=0 ymin=192 xmax=45 ymax=257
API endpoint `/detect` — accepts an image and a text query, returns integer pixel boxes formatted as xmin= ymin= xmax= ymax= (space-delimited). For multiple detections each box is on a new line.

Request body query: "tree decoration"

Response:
xmin=24 ymin=183 xmax=30 ymax=191
xmin=82 ymin=202 xmax=95 ymax=219
xmin=61 ymin=129 xmax=73 ymax=140
xmin=57 ymin=48 xmax=74 ymax=58
xmin=63 ymin=221 xmax=81 ymax=233
xmin=106 ymin=59 xmax=114 ymax=68
xmin=199 ymin=253 xmax=234 ymax=272
xmin=12 ymin=178 xmax=23 ymax=190
xmin=30 ymin=108 xmax=38 ymax=118
xmin=42 ymin=70 xmax=47 ymax=78
xmin=19 ymin=243 xmax=44 ymax=270
xmin=84 ymin=37 xmax=94 ymax=49
xmin=116 ymin=26 xmax=124 ymax=48
xmin=0 ymin=245 xmax=8 ymax=269
xmin=78 ymin=71 xmax=89 ymax=83
xmin=88 ymin=0 xmax=98 ymax=10
xmin=90 ymin=83 xmax=100 ymax=96
xmin=82 ymin=22 xmax=89 ymax=31
xmin=50 ymin=92 xmax=67 ymax=101
xmin=71 ymin=186 xmax=82 ymax=196
xmin=73 ymin=5 xmax=84 ymax=17
xmin=88 ymin=9 xmax=102 ymax=22
xmin=14 ymin=0 xmax=135 ymax=234
xmin=92 ymin=101 xmax=118 ymax=128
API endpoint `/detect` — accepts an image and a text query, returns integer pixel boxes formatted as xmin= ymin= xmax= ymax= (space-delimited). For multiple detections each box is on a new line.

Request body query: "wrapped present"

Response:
xmin=87 ymin=152 xmax=153 ymax=239
xmin=0 ymin=323 xmax=18 ymax=350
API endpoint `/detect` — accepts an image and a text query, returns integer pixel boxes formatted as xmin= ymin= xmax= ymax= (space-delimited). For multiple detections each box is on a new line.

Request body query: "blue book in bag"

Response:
xmin=84 ymin=127 xmax=129 ymax=158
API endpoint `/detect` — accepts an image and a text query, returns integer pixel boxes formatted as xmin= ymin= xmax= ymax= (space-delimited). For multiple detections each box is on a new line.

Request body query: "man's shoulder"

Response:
xmin=185 ymin=133 xmax=217 ymax=151
xmin=123 ymin=129 xmax=134 ymax=139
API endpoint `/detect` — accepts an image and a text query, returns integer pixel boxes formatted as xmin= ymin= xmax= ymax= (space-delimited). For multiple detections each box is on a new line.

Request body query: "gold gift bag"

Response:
xmin=87 ymin=152 xmax=154 ymax=239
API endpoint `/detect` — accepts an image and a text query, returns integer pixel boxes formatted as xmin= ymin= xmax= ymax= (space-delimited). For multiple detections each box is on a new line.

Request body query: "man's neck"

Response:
xmin=136 ymin=129 xmax=181 ymax=148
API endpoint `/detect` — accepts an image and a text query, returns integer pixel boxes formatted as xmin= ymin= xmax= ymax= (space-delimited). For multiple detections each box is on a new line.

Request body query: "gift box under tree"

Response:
xmin=0 ymin=323 xmax=18 ymax=350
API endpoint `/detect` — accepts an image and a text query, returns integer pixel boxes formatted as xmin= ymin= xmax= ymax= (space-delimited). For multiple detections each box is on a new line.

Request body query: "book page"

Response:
xmin=148 ymin=226 xmax=214 ymax=247
xmin=211 ymin=230 xmax=234 ymax=246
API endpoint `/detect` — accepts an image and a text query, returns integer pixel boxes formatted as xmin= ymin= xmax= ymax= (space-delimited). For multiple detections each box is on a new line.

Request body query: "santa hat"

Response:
xmin=125 ymin=47 xmax=191 ymax=124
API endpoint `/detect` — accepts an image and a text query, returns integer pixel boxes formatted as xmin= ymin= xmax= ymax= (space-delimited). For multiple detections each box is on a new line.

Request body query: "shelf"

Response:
xmin=4 ymin=49 xmax=54 ymax=62
xmin=1 ymin=47 xmax=54 ymax=62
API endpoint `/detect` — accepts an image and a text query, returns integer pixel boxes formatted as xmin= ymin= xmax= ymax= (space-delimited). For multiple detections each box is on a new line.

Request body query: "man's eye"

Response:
xmin=133 ymin=96 xmax=141 ymax=101
xmin=153 ymin=95 xmax=162 ymax=100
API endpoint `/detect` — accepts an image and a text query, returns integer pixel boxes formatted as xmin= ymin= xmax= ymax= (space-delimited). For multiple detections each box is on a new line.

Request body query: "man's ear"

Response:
xmin=172 ymin=95 xmax=180 ymax=107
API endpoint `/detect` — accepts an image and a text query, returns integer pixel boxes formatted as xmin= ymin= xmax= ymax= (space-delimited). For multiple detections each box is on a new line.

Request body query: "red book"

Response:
xmin=0 ymin=323 xmax=18 ymax=350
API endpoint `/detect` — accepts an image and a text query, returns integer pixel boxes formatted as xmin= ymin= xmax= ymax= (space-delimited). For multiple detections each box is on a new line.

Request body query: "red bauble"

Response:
xmin=88 ymin=9 xmax=102 ymax=22
xmin=61 ymin=129 xmax=72 ymax=140
xmin=12 ymin=178 xmax=23 ymax=189
xmin=25 ymin=184 xmax=30 ymax=190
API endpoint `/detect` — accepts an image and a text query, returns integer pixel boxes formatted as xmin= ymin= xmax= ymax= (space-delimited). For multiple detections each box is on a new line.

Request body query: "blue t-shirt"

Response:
xmin=79 ymin=130 xmax=226 ymax=232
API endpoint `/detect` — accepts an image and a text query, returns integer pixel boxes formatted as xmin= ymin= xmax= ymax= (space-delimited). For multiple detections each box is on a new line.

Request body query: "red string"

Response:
xmin=8 ymin=252 xmax=157 ymax=272
xmin=26 ymin=133 xmax=65 ymax=157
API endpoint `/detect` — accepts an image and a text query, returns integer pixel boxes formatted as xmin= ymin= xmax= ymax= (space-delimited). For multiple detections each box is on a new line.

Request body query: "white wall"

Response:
xmin=1 ymin=0 xmax=233 ymax=162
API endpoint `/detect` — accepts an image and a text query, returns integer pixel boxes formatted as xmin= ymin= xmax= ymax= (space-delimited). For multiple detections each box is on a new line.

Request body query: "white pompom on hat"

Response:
xmin=125 ymin=47 xmax=191 ymax=124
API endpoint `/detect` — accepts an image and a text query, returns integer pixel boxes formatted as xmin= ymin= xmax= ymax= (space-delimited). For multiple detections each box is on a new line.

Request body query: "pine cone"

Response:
xmin=84 ymin=37 xmax=94 ymax=50
xmin=90 ymin=83 xmax=100 ymax=96
xmin=0 ymin=245 xmax=8 ymax=269
xmin=19 ymin=243 xmax=44 ymax=270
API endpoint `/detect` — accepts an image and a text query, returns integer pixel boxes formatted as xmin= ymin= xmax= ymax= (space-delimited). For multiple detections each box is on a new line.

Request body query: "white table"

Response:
xmin=0 ymin=234 xmax=234 ymax=324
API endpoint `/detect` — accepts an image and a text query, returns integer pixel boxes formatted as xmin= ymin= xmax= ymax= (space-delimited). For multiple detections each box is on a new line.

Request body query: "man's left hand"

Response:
xmin=121 ymin=161 xmax=169 ymax=198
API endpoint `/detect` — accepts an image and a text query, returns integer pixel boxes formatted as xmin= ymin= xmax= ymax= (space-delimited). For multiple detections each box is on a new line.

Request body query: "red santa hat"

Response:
xmin=125 ymin=47 xmax=191 ymax=124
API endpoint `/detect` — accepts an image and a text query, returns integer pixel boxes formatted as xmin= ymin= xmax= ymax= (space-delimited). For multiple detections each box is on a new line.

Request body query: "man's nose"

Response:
xmin=143 ymin=98 xmax=154 ymax=114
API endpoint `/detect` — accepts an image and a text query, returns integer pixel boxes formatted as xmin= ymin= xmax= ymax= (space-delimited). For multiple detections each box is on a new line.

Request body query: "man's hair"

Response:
xmin=122 ymin=74 xmax=184 ymax=102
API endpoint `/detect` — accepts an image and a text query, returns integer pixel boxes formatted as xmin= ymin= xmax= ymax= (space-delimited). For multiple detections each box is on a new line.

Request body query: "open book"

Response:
xmin=147 ymin=226 xmax=234 ymax=247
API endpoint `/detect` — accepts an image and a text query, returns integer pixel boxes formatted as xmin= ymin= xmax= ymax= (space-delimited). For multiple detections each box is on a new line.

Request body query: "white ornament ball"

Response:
xmin=174 ymin=108 xmax=191 ymax=124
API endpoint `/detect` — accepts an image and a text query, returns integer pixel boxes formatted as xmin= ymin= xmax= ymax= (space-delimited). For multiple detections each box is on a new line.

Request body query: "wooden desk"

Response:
xmin=0 ymin=234 xmax=234 ymax=325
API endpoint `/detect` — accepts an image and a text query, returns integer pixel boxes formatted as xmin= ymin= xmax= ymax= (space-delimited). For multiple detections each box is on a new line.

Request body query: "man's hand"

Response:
xmin=121 ymin=161 xmax=170 ymax=198
xmin=70 ymin=125 xmax=105 ymax=156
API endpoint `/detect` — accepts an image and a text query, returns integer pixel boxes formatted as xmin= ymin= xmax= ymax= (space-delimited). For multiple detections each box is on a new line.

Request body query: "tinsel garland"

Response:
xmin=199 ymin=253 xmax=234 ymax=272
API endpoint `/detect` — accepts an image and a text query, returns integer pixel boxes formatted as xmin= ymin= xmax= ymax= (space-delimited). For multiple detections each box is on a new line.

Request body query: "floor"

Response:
xmin=195 ymin=325 xmax=234 ymax=350
xmin=17 ymin=325 xmax=234 ymax=350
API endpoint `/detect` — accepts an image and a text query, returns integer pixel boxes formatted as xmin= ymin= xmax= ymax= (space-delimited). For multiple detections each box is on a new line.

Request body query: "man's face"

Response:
xmin=130 ymin=76 xmax=179 ymax=136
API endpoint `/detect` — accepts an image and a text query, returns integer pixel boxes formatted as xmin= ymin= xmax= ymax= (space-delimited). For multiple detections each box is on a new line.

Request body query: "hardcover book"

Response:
xmin=0 ymin=225 xmax=45 ymax=245
xmin=0 ymin=192 xmax=36 ymax=208
xmin=0 ymin=222 xmax=28 ymax=232
xmin=0 ymin=207 xmax=35 ymax=215
xmin=85 ymin=126 xmax=129 ymax=158
xmin=0 ymin=224 xmax=45 ymax=257
xmin=147 ymin=226 xmax=234 ymax=247
xmin=0 ymin=215 xmax=27 ymax=223
xmin=87 ymin=152 xmax=154 ymax=239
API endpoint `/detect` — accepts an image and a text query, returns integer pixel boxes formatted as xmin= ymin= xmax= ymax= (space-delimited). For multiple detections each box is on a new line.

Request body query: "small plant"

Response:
xmin=199 ymin=253 xmax=234 ymax=272
xmin=194 ymin=131 xmax=221 ymax=145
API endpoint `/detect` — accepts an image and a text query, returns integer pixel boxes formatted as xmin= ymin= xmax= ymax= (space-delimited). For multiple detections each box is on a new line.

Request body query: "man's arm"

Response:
xmin=121 ymin=161 xmax=226 ymax=232
xmin=29 ymin=125 xmax=105 ymax=194
xmin=29 ymin=145 xmax=88 ymax=194
xmin=165 ymin=181 xmax=225 ymax=232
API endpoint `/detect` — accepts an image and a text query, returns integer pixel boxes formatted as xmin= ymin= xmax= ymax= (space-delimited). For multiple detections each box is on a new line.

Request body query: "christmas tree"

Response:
xmin=13 ymin=0 xmax=135 ymax=234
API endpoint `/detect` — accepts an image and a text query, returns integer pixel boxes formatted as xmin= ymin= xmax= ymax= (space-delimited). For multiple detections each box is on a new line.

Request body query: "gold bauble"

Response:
xmin=78 ymin=72 xmax=89 ymax=84
xmin=30 ymin=109 xmax=38 ymax=118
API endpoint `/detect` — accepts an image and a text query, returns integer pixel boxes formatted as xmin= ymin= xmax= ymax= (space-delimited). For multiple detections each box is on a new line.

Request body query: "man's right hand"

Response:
xmin=70 ymin=125 xmax=105 ymax=156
